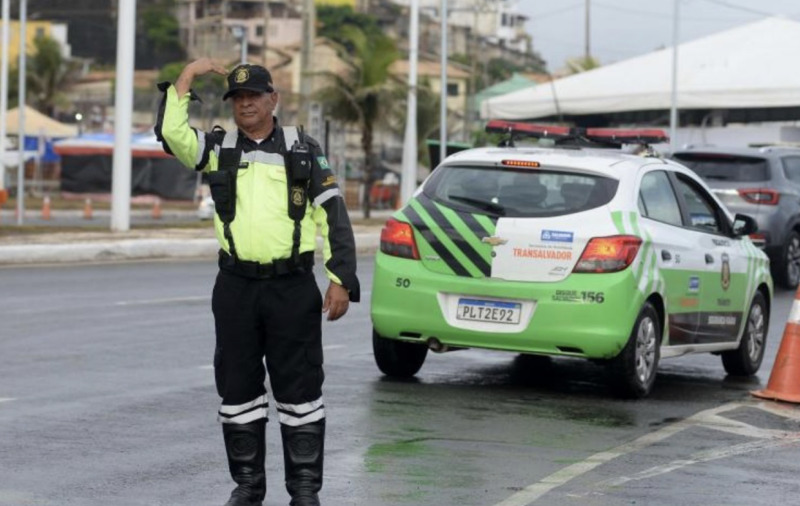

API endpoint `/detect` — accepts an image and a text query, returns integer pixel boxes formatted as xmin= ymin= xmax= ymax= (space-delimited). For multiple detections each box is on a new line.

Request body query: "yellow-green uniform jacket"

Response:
xmin=157 ymin=84 xmax=360 ymax=301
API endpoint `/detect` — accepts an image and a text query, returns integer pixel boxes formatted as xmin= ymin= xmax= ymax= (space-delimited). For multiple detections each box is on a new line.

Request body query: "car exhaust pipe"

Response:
xmin=427 ymin=337 xmax=448 ymax=353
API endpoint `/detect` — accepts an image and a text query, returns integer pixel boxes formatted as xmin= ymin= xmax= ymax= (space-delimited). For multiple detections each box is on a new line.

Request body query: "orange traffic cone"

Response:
xmin=41 ymin=195 xmax=51 ymax=220
xmin=752 ymin=286 xmax=800 ymax=403
xmin=151 ymin=197 xmax=162 ymax=220
xmin=83 ymin=198 xmax=93 ymax=220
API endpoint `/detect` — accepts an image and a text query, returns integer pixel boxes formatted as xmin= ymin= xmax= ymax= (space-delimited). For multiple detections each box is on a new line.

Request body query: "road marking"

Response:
xmin=0 ymin=398 xmax=16 ymax=404
xmin=115 ymin=296 xmax=208 ymax=306
xmin=198 ymin=365 xmax=214 ymax=370
xmin=493 ymin=401 xmax=800 ymax=506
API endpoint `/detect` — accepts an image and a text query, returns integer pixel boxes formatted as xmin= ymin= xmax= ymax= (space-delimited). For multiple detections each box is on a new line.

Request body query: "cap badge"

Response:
xmin=234 ymin=68 xmax=250 ymax=83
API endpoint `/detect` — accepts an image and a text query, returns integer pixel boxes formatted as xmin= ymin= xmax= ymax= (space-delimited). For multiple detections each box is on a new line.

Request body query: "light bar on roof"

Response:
xmin=584 ymin=128 xmax=668 ymax=144
xmin=485 ymin=120 xmax=573 ymax=140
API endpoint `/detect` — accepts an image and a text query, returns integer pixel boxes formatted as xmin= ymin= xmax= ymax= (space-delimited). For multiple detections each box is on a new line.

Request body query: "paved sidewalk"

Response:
xmin=0 ymin=212 xmax=390 ymax=265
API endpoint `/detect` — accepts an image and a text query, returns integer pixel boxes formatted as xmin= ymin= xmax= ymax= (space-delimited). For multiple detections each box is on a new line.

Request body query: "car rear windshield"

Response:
xmin=672 ymin=153 xmax=769 ymax=182
xmin=424 ymin=165 xmax=619 ymax=218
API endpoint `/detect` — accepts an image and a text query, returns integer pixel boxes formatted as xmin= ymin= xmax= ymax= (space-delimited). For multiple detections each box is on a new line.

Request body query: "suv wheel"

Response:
xmin=776 ymin=231 xmax=800 ymax=289
xmin=608 ymin=302 xmax=661 ymax=399
xmin=721 ymin=291 xmax=769 ymax=376
xmin=373 ymin=329 xmax=428 ymax=378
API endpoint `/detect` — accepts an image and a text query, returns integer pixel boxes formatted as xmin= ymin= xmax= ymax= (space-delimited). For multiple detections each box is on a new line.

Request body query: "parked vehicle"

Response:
xmin=673 ymin=146 xmax=800 ymax=289
xmin=370 ymin=122 xmax=773 ymax=398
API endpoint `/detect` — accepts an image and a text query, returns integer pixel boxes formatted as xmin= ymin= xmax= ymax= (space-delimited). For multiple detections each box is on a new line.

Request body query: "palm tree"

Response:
xmin=388 ymin=78 xmax=440 ymax=167
xmin=315 ymin=27 xmax=399 ymax=219
xmin=26 ymin=36 xmax=81 ymax=116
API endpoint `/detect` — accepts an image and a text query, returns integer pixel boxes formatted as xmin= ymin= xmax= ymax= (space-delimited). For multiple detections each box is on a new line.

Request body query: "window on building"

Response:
xmin=256 ymin=26 xmax=264 ymax=36
xmin=35 ymin=27 xmax=45 ymax=38
xmin=447 ymin=83 xmax=459 ymax=96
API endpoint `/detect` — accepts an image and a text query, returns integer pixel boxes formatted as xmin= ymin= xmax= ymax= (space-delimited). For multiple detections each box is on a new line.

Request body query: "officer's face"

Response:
xmin=231 ymin=90 xmax=277 ymax=131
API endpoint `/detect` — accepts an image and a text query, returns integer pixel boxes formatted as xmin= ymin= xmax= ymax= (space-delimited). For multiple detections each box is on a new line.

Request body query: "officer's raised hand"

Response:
xmin=176 ymin=58 xmax=228 ymax=97
xmin=323 ymin=282 xmax=349 ymax=321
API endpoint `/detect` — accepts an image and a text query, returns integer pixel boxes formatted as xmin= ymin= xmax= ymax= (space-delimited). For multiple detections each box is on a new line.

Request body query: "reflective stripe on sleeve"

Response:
xmin=194 ymin=130 xmax=206 ymax=168
xmin=313 ymin=188 xmax=340 ymax=207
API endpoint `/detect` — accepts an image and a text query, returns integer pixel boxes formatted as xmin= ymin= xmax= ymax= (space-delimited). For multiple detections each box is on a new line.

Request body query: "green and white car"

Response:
xmin=370 ymin=122 xmax=773 ymax=398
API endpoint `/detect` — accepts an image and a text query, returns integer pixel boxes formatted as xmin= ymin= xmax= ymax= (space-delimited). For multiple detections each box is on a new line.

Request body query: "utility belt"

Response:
xmin=218 ymin=250 xmax=314 ymax=280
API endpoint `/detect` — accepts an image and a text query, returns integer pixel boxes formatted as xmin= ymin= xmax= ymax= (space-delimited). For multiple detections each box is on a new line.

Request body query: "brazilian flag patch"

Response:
xmin=317 ymin=156 xmax=330 ymax=169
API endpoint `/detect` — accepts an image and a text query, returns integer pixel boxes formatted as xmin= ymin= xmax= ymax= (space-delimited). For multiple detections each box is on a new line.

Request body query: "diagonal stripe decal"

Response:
xmin=403 ymin=205 xmax=471 ymax=277
xmin=417 ymin=195 xmax=491 ymax=277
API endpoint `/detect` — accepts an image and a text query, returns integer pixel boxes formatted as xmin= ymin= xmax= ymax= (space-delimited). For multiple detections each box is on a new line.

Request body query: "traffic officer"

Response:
xmin=155 ymin=58 xmax=360 ymax=506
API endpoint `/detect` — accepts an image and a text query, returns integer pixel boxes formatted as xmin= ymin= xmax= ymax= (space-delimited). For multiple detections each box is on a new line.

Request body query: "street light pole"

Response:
xmin=669 ymin=0 xmax=680 ymax=151
xmin=16 ymin=0 xmax=26 ymax=225
xmin=111 ymin=0 xmax=136 ymax=232
xmin=0 ymin=0 xmax=10 ymax=198
xmin=439 ymin=0 xmax=447 ymax=166
xmin=585 ymin=0 xmax=591 ymax=61
xmin=400 ymin=0 xmax=419 ymax=205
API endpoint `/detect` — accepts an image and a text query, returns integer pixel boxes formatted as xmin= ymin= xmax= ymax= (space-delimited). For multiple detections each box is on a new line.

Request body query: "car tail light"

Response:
xmin=738 ymin=188 xmax=779 ymax=205
xmin=573 ymin=235 xmax=642 ymax=273
xmin=380 ymin=218 xmax=420 ymax=260
xmin=749 ymin=233 xmax=767 ymax=248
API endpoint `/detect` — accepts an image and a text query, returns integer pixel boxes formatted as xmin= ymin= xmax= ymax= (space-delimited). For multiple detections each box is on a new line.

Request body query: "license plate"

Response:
xmin=456 ymin=298 xmax=521 ymax=324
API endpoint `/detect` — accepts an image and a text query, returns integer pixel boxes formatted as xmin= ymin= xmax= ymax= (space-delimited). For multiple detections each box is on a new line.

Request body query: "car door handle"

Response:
xmin=705 ymin=254 xmax=714 ymax=264
xmin=661 ymin=249 xmax=672 ymax=261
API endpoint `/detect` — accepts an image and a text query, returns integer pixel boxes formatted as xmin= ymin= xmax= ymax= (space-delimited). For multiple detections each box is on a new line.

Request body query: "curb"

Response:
xmin=0 ymin=234 xmax=380 ymax=266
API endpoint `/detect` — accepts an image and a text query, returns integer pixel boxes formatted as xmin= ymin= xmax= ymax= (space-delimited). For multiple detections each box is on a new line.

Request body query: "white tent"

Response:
xmin=481 ymin=17 xmax=800 ymax=121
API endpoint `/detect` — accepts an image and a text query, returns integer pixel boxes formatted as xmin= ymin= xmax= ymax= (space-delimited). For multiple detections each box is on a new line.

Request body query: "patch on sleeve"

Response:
xmin=317 ymin=156 xmax=330 ymax=169
xmin=322 ymin=175 xmax=338 ymax=187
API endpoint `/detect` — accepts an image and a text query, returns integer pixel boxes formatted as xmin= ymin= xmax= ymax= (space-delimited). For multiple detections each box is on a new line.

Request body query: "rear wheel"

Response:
xmin=608 ymin=302 xmax=661 ymax=399
xmin=775 ymin=231 xmax=800 ymax=289
xmin=722 ymin=291 xmax=769 ymax=376
xmin=373 ymin=329 xmax=428 ymax=378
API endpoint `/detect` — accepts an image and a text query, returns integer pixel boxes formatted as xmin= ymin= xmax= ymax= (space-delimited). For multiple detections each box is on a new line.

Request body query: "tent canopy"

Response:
xmin=481 ymin=17 xmax=800 ymax=123
xmin=4 ymin=105 xmax=78 ymax=137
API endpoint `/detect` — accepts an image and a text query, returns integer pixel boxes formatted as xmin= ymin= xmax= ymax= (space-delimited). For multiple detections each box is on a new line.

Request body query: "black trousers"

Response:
xmin=212 ymin=269 xmax=325 ymax=427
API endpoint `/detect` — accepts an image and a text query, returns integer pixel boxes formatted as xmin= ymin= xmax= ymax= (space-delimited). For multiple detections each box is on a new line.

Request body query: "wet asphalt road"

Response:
xmin=1 ymin=258 xmax=799 ymax=506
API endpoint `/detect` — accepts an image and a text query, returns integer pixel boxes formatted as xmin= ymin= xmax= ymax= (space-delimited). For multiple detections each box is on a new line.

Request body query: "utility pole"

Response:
xmin=584 ymin=0 xmax=591 ymax=60
xmin=299 ymin=0 xmax=315 ymax=127
xmin=0 ymin=0 xmax=10 ymax=199
xmin=111 ymin=0 xmax=136 ymax=232
xmin=400 ymin=0 xmax=419 ymax=205
xmin=439 ymin=0 xmax=447 ymax=166
xmin=268 ymin=0 xmax=271 ymax=68
xmin=669 ymin=0 xmax=680 ymax=151
xmin=16 ymin=0 xmax=26 ymax=225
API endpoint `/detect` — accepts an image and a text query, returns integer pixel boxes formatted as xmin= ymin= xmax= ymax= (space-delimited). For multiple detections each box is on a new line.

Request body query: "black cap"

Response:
xmin=223 ymin=64 xmax=274 ymax=100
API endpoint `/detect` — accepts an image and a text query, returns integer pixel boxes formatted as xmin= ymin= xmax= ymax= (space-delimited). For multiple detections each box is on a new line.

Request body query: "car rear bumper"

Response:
xmin=370 ymin=253 xmax=646 ymax=359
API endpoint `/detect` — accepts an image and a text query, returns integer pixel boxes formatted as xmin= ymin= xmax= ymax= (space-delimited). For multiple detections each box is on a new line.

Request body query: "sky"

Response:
xmin=517 ymin=0 xmax=800 ymax=71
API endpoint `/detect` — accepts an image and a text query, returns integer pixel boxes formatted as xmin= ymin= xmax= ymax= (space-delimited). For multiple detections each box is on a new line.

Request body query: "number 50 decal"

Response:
xmin=395 ymin=278 xmax=411 ymax=288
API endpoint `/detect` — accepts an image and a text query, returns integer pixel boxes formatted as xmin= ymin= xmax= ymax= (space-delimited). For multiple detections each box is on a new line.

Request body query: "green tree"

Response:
xmin=317 ymin=5 xmax=383 ymax=52
xmin=316 ymin=27 xmax=399 ymax=219
xmin=140 ymin=0 xmax=185 ymax=66
xmin=25 ymin=36 xmax=81 ymax=116
xmin=387 ymin=78 xmax=441 ymax=167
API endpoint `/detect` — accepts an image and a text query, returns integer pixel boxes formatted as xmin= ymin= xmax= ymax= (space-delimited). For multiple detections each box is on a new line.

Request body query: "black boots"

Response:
xmin=222 ymin=420 xmax=266 ymax=506
xmin=281 ymin=420 xmax=325 ymax=506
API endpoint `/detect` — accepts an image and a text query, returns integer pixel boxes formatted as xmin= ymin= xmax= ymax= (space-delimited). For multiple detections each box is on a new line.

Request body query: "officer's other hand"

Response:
xmin=323 ymin=283 xmax=349 ymax=321
xmin=188 ymin=58 xmax=228 ymax=77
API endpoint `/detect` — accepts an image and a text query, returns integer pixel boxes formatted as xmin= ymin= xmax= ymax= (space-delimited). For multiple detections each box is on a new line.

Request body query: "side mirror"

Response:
xmin=732 ymin=213 xmax=758 ymax=237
